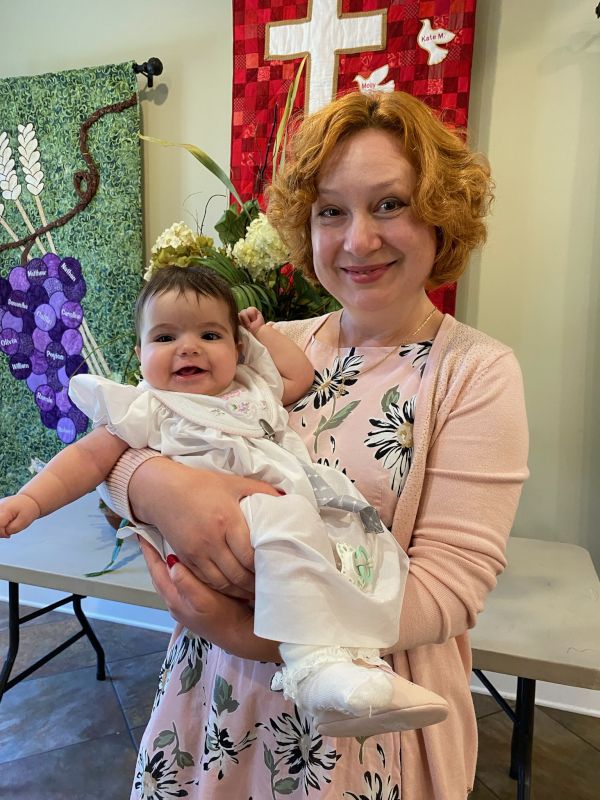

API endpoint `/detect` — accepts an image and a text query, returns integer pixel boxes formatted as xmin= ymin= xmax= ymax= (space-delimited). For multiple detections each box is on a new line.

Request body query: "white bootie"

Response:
xmin=298 ymin=660 xmax=448 ymax=737
xmin=277 ymin=646 xmax=448 ymax=738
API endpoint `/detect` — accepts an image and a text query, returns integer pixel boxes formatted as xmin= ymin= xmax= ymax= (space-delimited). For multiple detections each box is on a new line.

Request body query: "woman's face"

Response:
xmin=310 ymin=128 xmax=437 ymax=317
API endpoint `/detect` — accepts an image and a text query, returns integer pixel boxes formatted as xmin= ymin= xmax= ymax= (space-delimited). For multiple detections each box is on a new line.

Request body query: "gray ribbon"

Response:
xmin=301 ymin=463 xmax=384 ymax=535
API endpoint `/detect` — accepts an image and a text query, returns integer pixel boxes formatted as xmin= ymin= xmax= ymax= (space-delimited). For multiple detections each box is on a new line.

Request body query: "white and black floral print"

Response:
xmin=134 ymin=746 xmax=190 ymax=799
xmin=261 ymin=706 xmax=341 ymax=795
xmin=292 ymin=349 xmax=362 ymax=413
xmin=203 ymin=676 xmax=257 ymax=779
xmin=344 ymin=770 xmax=401 ymax=800
xmin=399 ymin=340 xmax=432 ymax=377
xmin=315 ymin=455 xmax=352 ymax=478
xmin=365 ymin=395 xmax=415 ymax=494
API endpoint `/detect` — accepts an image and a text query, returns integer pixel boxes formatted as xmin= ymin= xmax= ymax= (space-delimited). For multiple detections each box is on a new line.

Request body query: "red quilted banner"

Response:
xmin=231 ymin=0 xmax=478 ymax=314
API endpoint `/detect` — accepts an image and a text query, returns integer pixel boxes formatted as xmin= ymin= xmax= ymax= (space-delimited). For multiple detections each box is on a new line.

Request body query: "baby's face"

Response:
xmin=136 ymin=290 xmax=240 ymax=395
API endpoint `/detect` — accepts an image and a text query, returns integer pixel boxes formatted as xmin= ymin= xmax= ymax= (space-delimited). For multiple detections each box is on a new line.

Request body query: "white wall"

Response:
xmin=460 ymin=0 xmax=600 ymax=568
xmin=1 ymin=1 xmax=599 ymax=623
xmin=0 ymin=0 xmax=234 ymax=253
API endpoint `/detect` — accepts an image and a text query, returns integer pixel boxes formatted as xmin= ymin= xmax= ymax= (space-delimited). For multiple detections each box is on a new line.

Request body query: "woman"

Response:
xmin=105 ymin=91 xmax=528 ymax=799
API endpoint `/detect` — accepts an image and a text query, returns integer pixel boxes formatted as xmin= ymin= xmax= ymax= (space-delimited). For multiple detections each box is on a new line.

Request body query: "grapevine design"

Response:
xmin=0 ymin=255 xmax=90 ymax=443
xmin=0 ymin=106 xmax=140 ymax=442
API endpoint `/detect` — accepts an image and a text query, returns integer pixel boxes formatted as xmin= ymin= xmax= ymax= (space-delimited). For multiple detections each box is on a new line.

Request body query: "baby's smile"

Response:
xmin=174 ymin=366 xmax=205 ymax=377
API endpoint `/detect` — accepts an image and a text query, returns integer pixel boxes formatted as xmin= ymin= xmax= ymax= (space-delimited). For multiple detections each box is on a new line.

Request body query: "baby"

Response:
xmin=0 ymin=264 xmax=448 ymax=737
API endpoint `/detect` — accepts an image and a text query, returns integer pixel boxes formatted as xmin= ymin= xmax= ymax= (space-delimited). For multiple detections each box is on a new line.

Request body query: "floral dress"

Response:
xmin=132 ymin=326 xmax=432 ymax=800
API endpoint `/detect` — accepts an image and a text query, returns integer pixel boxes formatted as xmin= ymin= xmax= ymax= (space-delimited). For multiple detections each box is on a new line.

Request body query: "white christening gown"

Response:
xmin=69 ymin=328 xmax=408 ymax=649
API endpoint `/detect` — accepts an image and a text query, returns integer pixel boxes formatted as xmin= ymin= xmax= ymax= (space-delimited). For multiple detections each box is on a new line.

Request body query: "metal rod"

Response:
xmin=72 ymin=596 xmax=106 ymax=680
xmin=510 ymin=677 xmax=536 ymax=800
xmin=4 ymin=630 xmax=87 ymax=690
xmin=19 ymin=594 xmax=78 ymax=624
xmin=473 ymin=668 xmax=517 ymax=723
xmin=0 ymin=582 xmax=20 ymax=702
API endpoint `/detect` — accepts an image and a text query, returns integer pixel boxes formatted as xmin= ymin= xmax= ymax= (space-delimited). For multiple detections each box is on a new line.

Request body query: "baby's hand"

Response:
xmin=238 ymin=306 xmax=265 ymax=334
xmin=0 ymin=494 xmax=41 ymax=538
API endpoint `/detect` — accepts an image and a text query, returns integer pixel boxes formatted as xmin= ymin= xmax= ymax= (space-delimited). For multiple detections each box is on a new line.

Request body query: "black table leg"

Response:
xmin=0 ymin=582 xmax=20 ymax=701
xmin=72 ymin=595 xmax=106 ymax=680
xmin=0 ymin=583 xmax=106 ymax=702
xmin=510 ymin=677 xmax=536 ymax=800
xmin=474 ymin=670 xmax=536 ymax=800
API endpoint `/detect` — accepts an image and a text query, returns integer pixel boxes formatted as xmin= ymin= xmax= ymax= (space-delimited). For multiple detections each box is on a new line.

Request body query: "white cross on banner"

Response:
xmin=265 ymin=0 xmax=386 ymax=114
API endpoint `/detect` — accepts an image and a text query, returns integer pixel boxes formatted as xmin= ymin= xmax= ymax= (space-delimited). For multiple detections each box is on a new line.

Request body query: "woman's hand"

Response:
xmin=140 ymin=538 xmax=281 ymax=662
xmin=129 ymin=458 xmax=280 ymax=599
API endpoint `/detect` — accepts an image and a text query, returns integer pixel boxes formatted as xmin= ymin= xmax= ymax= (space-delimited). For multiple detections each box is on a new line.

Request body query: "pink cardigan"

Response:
xmin=103 ymin=313 xmax=529 ymax=799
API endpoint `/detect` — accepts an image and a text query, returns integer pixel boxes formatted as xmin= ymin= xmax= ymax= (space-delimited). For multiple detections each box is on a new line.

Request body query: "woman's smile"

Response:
xmin=340 ymin=262 xmax=395 ymax=283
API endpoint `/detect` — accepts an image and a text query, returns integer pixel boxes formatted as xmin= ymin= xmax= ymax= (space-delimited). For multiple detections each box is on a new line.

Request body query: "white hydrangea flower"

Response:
xmin=150 ymin=221 xmax=198 ymax=254
xmin=232 ymin=213 xmax=289 ymax=279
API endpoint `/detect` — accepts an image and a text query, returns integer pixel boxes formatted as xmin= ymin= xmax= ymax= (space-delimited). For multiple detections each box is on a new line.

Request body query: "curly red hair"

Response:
xmin=267 ymin=91 xmax=493 ymax=288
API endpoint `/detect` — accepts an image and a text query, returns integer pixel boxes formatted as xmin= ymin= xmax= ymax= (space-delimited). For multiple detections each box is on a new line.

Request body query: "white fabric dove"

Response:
xmin=353 ymin=65 xmax=395 ymax=94
xmin=417 ymin=18 xmax=456 ymax=66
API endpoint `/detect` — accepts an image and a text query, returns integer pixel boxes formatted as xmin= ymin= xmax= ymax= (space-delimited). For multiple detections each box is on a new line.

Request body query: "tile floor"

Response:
xmin=0 ymin=600 xmax=598 ymax=799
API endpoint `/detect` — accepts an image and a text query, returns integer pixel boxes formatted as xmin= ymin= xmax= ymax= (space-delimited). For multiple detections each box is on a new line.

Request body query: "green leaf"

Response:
xmin=215 ymin=199 xmax=260 ymax=246
xmin=252 ymin=284 xmax=277 ymax=315
xmin=153 ymin=730 xmax=176 ymax=749
xmin=231 ymin=283 xmax=269 ymax=314
xmin=381 ymin=385 xmax=400 ymax=412
xmin=315 ymin=401 xmax=361 ymax=437
xmin=230 ymin=285 xmax=245 ymax=310
xmin=355 ymin=735 xmax=368 ymax=764
xmin=175 ymin=750 xmax=195 ymax=768
xmin=273 ymin=777 xmax=300 ymax=794
xmin=263 ymin=743 xmax=276 ymax=773
xmin=273 ymin=56 xmax=307 ymax=174
xmin=239 ymin=284 xmax=258 ymax=308
xmin=178 ymin=662 xmax=203 ymax=695
xmin=140 ymin=134 xmax=246 ymax=211
xmin=192 ymin=255 xmax=243 ymax=284
xmin=213 ymin=675 xmax=239 ymax=715
xmin=231 ymin=285 xmax=249 ymax=311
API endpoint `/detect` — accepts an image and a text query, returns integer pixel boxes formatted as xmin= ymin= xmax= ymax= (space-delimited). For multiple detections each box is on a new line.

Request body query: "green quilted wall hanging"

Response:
xmin=0 ymin=62 xmax=143 ymax=496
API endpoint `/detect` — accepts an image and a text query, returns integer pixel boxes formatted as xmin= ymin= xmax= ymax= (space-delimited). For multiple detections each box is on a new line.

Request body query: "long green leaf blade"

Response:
xmin=140 ymin=134 xmax=245 ymax=210
xmin=273 ymin=56 xmax=307 ymax=173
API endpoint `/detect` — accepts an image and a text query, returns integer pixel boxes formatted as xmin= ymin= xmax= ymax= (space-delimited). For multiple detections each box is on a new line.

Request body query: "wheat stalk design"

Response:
xmin=18 ymin=123 xmax=56 ymax=253
xmin=0 ymin=130 xmax=46 ymax=256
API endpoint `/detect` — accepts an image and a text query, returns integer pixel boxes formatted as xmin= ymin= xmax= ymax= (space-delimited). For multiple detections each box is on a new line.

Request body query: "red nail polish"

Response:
xmin=276 ymin=489 xmax=286 ymax=495
xmin=166 ymin=554 xmax=179 ymax=568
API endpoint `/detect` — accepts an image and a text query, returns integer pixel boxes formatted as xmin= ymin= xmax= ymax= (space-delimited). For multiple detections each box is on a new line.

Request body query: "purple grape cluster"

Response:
xmin=0 ymin=253 xmax=90 ymax=444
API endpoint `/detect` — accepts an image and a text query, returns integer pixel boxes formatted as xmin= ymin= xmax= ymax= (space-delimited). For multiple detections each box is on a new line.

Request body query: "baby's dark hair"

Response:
xmin=135 ymin=265 xmax=239 ymax=345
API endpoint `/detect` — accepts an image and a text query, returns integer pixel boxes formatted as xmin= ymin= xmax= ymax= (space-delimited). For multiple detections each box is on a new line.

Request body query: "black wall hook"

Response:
xmin=133 ymin=58 xmax=164 ymax=88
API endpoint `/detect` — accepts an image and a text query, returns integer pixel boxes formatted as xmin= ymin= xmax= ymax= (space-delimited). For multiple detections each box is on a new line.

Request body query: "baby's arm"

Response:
xmin=239 ymin=307 xmax=314 ymax=405
xmin=0 ymin=426 xmax=129 ymax=537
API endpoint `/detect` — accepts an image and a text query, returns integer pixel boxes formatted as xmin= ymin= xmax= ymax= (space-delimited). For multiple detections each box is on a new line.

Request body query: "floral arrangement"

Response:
xmin=145 ymin=202 xmax=339 ymax=322
xmin=142 ymin=58 xmax=339 ymax=322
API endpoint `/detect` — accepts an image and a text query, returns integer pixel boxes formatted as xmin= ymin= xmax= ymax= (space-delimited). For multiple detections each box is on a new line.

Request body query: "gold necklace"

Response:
xmin=336 ymin=305 xmax=438 ymax=383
